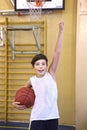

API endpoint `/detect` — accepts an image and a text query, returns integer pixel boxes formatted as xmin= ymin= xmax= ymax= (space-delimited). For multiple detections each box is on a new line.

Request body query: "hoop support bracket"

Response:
xmin=4 ymin=25 xmax=41 ymax=60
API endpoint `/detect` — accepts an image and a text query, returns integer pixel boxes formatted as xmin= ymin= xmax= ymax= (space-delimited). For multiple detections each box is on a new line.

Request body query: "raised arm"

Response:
xmin=49 ymin=22 xmax=64 ymax=78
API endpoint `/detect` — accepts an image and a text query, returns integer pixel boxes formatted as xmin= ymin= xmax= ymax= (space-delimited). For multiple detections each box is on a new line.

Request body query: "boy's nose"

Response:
xmin=39 ymin=65 xmax=42 ymax=68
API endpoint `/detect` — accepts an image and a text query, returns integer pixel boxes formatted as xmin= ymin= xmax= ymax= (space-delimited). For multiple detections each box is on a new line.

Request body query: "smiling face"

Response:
xmin=33 ymin=59 xmax=48 ymax=77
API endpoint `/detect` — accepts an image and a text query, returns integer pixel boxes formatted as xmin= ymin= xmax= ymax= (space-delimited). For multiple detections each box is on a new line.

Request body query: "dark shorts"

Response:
xmin=30 ymin=119 xmax=58 ymax=130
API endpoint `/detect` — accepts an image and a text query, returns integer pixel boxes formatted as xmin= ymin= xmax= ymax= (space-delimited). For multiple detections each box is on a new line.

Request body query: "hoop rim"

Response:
xmin=26 ymin=0 xmax=45 ymax=8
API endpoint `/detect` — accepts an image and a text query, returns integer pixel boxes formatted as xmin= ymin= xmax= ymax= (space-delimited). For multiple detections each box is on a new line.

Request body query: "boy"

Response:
xmin=13 ymin=21 xmax=64 ymax=130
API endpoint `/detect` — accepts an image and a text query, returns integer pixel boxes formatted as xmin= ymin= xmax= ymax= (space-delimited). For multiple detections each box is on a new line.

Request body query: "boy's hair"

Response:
xmin=31 ymin=54 xmax=48 ymax=67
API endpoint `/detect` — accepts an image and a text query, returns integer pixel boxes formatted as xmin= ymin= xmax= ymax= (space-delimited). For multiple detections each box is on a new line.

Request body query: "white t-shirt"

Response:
xmin=30 ymin=71 xmax=59 ymax=121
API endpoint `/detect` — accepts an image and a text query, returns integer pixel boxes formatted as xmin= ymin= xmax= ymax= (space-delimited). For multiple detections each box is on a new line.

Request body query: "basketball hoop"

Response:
xmin=26 ymin=0 xmax=43 ymax=21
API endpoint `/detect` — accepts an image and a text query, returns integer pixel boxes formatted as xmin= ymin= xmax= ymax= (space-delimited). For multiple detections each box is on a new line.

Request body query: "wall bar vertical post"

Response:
xmin=44 ymin=16 xmax=47 ymax=55
xmin=5 ymin=17 xmax=8 ymax=123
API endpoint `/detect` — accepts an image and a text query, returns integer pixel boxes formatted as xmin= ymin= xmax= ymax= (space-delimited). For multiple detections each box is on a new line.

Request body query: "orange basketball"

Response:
xmin=15 ymin=87 xmax=35 ymax=108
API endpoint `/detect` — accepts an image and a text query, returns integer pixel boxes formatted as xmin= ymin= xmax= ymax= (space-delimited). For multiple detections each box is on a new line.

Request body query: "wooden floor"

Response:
xmin=0 ymin=127 xmax=76 ymax=130
xmin=0 ymin=122 xmax=76 ymax=130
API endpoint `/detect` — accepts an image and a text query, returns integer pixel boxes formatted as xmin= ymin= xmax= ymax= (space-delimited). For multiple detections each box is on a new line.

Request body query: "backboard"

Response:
xmin=14 ymin=0 xmax=65 ymax=11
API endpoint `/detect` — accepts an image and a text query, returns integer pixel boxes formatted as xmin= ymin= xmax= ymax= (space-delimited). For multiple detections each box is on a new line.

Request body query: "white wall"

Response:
xmin=76 ymin=0 xmax=87 ymax=130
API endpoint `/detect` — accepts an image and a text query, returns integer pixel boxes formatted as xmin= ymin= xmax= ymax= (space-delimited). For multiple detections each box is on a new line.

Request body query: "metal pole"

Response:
xmin=5 ymin=17 xmax=8 ymax=123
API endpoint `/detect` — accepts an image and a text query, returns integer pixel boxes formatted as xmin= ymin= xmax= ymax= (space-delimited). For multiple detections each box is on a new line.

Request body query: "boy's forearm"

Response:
xmin=48 ymin=22 xmax=64 ymax=75
xmin=55 ymin=29 xmax=63 ymax=56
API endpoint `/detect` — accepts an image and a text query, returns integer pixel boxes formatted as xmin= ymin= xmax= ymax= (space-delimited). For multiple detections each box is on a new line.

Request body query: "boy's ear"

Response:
xmin=46 ymin=63 xmax=48 ymax=67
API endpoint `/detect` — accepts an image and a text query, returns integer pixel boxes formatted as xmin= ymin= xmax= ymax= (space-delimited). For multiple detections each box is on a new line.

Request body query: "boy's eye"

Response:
xmin=35 ymin=62 xmax=39 ymax=66
xmin=42 ymin=62 xmax=46 ymax=65
xmin=35 ymin=62 xmax=46 ymax=66
xmin=35 ymin=60 xmax=47 ymax=66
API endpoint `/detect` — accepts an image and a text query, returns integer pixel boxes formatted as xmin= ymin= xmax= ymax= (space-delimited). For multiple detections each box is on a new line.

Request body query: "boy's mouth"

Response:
xmin=38 ymin=70 xmax=44 ymax=73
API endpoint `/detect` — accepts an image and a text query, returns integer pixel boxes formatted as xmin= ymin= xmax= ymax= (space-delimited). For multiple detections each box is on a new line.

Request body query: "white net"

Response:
xmin=27 ymin=0 xmax=42 ymax=21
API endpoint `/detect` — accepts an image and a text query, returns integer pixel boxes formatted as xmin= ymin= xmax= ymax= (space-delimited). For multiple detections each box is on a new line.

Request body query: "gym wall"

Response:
xmin=0 ymin=0 xmax=76 ymax=127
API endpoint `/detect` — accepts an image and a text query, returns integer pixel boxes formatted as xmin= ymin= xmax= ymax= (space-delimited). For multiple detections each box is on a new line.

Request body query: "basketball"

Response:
xmin=15 ymin=87 xmax=35 ymax=108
